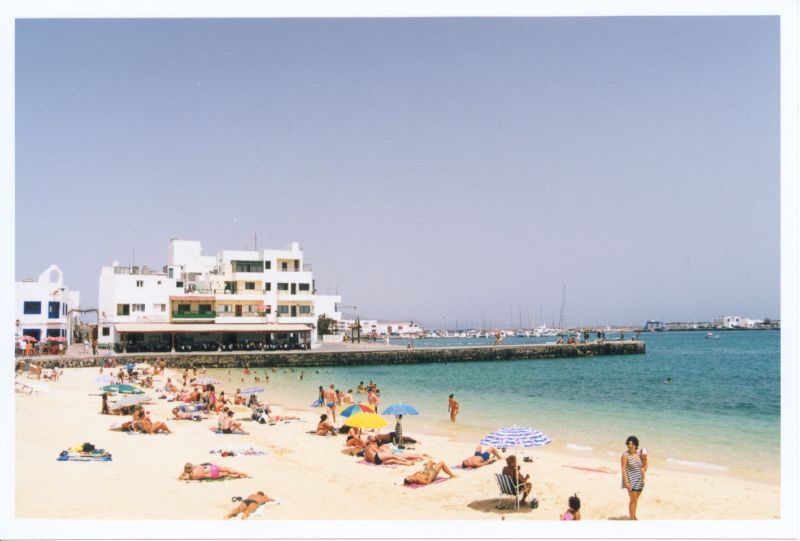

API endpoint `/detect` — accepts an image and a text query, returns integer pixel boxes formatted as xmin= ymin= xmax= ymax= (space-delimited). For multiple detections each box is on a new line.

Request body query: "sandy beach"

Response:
xmin=12 ymin=365 xmax=781 ymax=525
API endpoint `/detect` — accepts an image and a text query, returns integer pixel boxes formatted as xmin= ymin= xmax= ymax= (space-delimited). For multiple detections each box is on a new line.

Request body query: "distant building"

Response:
xmin=15 ymin=265 xmax=80 ymax=345
xmin=643 ymin=320 xmax=665 ymax=331
xmin=97 ymin=239 xmax=341 ymax=351
xmin=339 ymin=319 xmax=420 ymax=337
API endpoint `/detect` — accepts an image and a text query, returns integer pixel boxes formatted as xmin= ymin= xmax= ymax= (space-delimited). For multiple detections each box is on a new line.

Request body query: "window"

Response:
xmin=233 ymin=260 xmax=264 ymax=273
xmin=245 ymin=282 xmax=255 ymax=290
xmin=177 ymin=304 xmax=190 ymax=314
xmin=117 ymin=304 xmax=130 ymax=316
xmin=299 ymin=283 xmax=310 ymax=291
xmin=136 ymin=280 xmax=144 ymax=287
xmin=277 ymin=283 xmax=289 ymax=291
xmin=153 ymin=304 xmax=166 ymax=312
xmin=176 ymin=281 xmax=184 ymax=288
xmin=264 ymin=261 xmax=271 ymax=270
xmin=246 ymin=305 xmax=257 ymax=313
xmin=264 ymin=282 xmax=271 ymax=291
xmin=62 ymin=303 xmax=68 ymax=315
xmin=219 ymin=304 xmax=230 ymax=313
xmin=199 ymin=304 xmax=212 ymax=313
xmin=278 ymin=305 xmax=289 ymax=314
xmin=132 ymin=304 xmax=145 ymax=312
xmin=281 ymin=262 xmax=288 ymax=271
xmin=23 ymin=301 xmax=41 ymax=314
xmin=300 ymin=305 xmax=311 ymax=314
xmin=46 ymin=329 xmax=61 ymax=337
xmin=102 ymin=326 xmax=110 ymax=336
xmin=48 ymin=301 xmax=60 ymax=319
xmin=168 ymin=268 xmax=174 ymax=278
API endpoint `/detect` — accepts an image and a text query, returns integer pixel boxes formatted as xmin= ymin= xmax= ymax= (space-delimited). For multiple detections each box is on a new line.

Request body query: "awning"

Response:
xmin=114 ymin=323 xmax=312 ymax=333
xmin=169 ymin=295 xmax=216 ymax=301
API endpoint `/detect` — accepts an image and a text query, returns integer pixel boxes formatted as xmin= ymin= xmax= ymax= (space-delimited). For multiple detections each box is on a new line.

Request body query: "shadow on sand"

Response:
xmin=467 ymin=499 xmax=533 ymax=515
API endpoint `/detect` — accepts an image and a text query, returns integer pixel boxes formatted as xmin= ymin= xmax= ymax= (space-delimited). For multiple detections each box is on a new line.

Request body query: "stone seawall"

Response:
xmin=29 ymin=341 xmax=645 ymax=369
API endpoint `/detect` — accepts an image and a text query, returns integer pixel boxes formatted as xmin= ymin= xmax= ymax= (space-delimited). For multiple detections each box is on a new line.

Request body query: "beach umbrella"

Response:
xmin=102 ymin=350 xmax=115 ymax=358
xmin=381 ymin=404 xmax=420 ymax=416
xmin=102 ymin=384 xmax=144 ymax=395
xmin=21 ymin=335 xmax=38 ymax=342
xmin=239 ymin=386 xmax=264 ymax=395
xmin=111 ymin=394 xmax=152 ymax=409
xmin=190 ymin=376 xmax=220 ymax=386
xmin=480 ymin=425 xmax=551 ymax=458
xmin=339 ymin=403 xmax=375 ymax=417
xmin=345 ymin=412 xmax=387 ymax=429
xmin=94 ymin=375 xmax=116 ymax=384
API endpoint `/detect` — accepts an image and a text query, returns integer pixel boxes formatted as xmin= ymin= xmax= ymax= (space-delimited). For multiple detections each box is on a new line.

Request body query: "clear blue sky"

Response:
xmin=15 ymin=17 xmax=780 ymax=328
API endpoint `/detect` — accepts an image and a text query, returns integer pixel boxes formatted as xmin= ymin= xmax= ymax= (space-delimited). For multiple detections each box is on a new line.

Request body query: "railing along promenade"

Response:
xmin=25 ymin=341 xmax=645 ymax=369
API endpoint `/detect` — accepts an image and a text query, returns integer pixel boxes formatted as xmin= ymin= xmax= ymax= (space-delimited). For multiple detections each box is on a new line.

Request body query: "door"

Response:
xmin=235 ymin=305 xmax=242 ymax=317
xmin=290 ymin=305 xmax=297 ymax=317
xmin=291 ymin=283 xmax=296 ymax=295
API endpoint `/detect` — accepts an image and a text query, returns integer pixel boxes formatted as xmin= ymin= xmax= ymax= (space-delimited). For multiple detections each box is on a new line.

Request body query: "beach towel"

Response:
xmin=57 ymin=450 xmax=112 ymax=462
xmin=248 ymin=499 xmax=282 ymax=518
xmin=210 ymin=445 xmax=267 ymax=456
xmin=561 ymin=464 xmax=615 ymax=474
xmin=451 ymin=464 xmax=476 ymax=471
xmin=402 ymin=477 xmax=449 ymax=489
xmin=209 ymin=428 xmax=250 ymax=435
xmin=356 ymin=459 xmax=398 ymax=469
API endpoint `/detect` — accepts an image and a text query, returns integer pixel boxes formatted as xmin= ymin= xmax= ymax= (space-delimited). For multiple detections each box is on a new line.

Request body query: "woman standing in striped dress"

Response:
xmin=621 ymin=435 xmax=647 ymax=520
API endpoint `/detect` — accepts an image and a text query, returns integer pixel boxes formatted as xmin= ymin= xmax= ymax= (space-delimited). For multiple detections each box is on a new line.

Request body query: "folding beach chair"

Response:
xmin=494 ymin=473 xmax=524 ymax=510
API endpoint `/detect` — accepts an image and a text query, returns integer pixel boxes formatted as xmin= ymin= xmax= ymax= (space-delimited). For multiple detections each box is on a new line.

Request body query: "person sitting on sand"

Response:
xmin=221 ymin=410 xmax=244 ymax=433
xmin=404 ymin=459 xmax=458 ymax=485
xmin=363 ymin=441 xmax=417 ymax=466
xmin=461 ymin=444 xmax=503 ymax=468
xmin=502 ymin=455 xmax=532 ymax=505
xmin=165 ymin=378 xmax=178 ymax=393
xmin=234 ymin=389 xmax=244 ymax=405
xmin=179 ymin=462 xmax=248 ymax=481
xmin=141 ymin=410 xmax=172 ymax=434
xmin=225 ymin=491 xmax=275 ymax=519
xmin=217 ymin=406 xmax=229 ymax=430
xmin=561 ymin=494 xmax=581 ymax=520
xmin=247 ymin=394 xmax=261 ymax=408
xmin=316 ymin=414 xmax=337 ymax=436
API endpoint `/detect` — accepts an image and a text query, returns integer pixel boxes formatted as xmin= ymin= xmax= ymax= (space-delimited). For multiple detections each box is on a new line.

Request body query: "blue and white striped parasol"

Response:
xmin=480 ymin=425 xmax=551 ymax=449
xmin=94 ymin=375 xmax=116 ymax=384
xmin=111 ymin=394 xmax=152 ymax=409
xmin=381 ymin=404 xmax=420 ymax=416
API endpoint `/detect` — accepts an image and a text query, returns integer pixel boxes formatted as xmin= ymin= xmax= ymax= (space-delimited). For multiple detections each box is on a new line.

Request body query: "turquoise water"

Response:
xmin=208 ymin=331 xmax=781 ymax=480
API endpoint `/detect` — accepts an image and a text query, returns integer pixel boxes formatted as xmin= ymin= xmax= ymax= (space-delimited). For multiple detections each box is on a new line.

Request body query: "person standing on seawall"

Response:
xmin=621 ymin=435 xmax=648 ymax=520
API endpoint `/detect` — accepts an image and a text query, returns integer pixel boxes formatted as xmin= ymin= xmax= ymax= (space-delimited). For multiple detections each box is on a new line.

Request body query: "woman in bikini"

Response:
xmin=363 ymin=441 xmax=415 ymax=466
xmin=404 ymin=459 xmax=457 ymax=485
xmin=179 ymin=462 xmax=249 ymax=480
xmin=225 ymin=491 xmax=275 ymax=519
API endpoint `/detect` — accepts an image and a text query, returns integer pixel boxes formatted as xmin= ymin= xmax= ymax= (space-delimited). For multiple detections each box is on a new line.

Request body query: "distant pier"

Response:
xmin=28 ymin=341 xmax=645 ymax=369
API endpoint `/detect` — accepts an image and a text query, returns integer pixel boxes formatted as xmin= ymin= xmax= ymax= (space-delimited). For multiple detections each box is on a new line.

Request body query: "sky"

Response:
xmin=14 ymin=16 xmax=781 ymax=329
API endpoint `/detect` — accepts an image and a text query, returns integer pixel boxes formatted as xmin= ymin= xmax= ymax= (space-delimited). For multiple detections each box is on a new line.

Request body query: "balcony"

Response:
xmin=172 ymin=311 xmax=217 ymax=319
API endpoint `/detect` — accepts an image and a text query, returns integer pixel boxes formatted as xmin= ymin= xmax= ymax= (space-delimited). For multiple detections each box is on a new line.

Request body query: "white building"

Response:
xmin=97 ymin=239 xmax=341 ymax=351
xmin=339 ymin=319 xmax=420 ymax=337
xmin=15 ymin=265 xmax=80 ymax=344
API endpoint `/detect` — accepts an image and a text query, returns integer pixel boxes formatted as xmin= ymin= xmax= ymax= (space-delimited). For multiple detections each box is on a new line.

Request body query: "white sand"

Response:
xmin=14 ymin=367 xmax=780 ymax=521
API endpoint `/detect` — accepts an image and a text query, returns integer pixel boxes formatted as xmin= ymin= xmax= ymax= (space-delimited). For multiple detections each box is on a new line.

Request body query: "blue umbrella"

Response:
xmin=381 ymin=404 xmax=420 ymax=416
xmin=480 ymin=425 xmax=551 ymax=456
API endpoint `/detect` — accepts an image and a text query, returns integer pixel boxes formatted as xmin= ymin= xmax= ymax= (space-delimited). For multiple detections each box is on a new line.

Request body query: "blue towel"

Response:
xmin=310 ymin=399 xmax=323 ymax=407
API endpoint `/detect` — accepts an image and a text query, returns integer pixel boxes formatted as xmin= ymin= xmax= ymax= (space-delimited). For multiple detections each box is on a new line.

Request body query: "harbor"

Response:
xmin=26 ymin=340 xmax=645 ymax=369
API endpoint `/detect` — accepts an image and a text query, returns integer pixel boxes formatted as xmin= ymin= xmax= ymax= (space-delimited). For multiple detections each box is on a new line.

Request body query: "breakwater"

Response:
xmin=28 ymin=341 xmax=645 ymax=369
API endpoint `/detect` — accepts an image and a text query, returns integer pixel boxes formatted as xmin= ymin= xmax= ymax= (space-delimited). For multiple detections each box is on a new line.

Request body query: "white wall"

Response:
xmin=15 ymin=265 xmax=79 ymax=344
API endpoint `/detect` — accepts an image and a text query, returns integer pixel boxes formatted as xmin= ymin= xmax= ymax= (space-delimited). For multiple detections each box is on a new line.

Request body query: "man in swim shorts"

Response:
xmin=323 ymin=384 xmax=337 ymax=424
xmin=461 ymin=444 xmax=502 ymax=468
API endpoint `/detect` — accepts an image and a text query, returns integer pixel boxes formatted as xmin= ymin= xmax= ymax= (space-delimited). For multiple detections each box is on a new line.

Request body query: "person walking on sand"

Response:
xmin=324 ymin=384 xmax=337 ymax=424
xmin=91 ymin=339 xmax=97 ymax=356
xmin=621 ymin=435 xmax=647 ymax=520
xmin=448 ymin=394 xmax=459 ymax=423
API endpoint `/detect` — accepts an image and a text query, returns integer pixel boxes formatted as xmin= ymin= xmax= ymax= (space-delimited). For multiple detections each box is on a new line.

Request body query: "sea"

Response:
xmin=205 ymin=330 xmax=781 ymax=482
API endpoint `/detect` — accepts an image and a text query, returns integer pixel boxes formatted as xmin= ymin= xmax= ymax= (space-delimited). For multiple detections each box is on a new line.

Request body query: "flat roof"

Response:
xmin=114 ymin=323 xmax=311 ymax=333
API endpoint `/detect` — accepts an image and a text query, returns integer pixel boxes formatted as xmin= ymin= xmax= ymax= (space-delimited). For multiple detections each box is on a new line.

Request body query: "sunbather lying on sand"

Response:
xmin=316 ymin=414 xmax=336 ymax=436
xmin=461 ymin=444 xmax=503 ymax=468
xmin=364 ymin=441 xmax=426 ymax=466
xmin=370 ymin=431 xmax=419 ymax=445
xmin=172 ymin=407 xmax=204 ymax=420
xmin=225 ymin=491 xmax=275 ymax=519
xmin=179 ymin=462 xmax=249 ymax=480
xmin=404 ymin=459 xmax=457 ymax=485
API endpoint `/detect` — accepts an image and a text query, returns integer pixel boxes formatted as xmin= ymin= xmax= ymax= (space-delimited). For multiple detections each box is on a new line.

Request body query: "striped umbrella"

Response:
xmin=239 ymin=386 xmax=264 ymax=396
xmin=111 ymin=394 xmax=152 ymax=409
xmin=480 ymin=425 xmax=551 ymax=457
xmin=102 ymin=384 xmax=144 ymax=395
xmin=381 ymin=404 xmax=419 ymax=416
xmin=339 ymin=403 xmax=374 ymax=418
xmin=190 ymin=376 xmax=219 ymax=386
